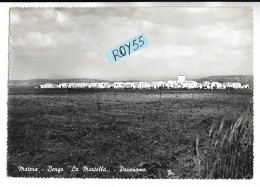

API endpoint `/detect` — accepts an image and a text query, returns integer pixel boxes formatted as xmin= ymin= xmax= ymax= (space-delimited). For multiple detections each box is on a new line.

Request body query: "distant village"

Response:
xmin=39 ymin=74 xmax=250 ymax=89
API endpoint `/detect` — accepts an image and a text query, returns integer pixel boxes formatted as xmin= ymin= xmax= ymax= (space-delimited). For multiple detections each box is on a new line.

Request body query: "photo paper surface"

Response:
xmin=8 ymin=7 xmax=254 ymax=179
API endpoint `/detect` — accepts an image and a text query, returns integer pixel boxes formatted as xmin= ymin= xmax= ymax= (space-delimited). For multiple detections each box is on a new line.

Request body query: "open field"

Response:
xmin=7 ymin=88 xmax=253 ymax=178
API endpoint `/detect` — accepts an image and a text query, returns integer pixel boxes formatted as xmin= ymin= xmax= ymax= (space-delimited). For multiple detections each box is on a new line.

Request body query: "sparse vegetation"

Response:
xmin=7 ymin=87 xmax=253 ymax=178
xmin=197 ymin=102 xmax=253 ymax=179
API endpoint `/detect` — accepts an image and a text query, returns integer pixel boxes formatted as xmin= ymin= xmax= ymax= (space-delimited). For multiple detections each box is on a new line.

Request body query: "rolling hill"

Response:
xmin=8 ymin=78 xmax=112 ymax=87
xmin=195 ymin=75 xmax=253 ymax=88
xmin=8 ymin=75 xmax=254 ymax=88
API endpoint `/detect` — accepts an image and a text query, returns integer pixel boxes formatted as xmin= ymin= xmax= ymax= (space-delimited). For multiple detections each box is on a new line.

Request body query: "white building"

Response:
xmin=97 ymin=82 xmax=111 ymax=88
xmin=233 ymin=82 xmax=242 ymax=89
xmin=223 ymin=82 xmax=241 ymax=89
xmin=82 ymin=83 xmax=91 ymax=88
xmin=123 ymin=82 xmax=135 ymax=89
xmin=165 ymin=80 xmax=178 ymax=89
xmin=136 ymin=82 xmax=146 ymax=89
xmin=90 ymin=83 xmax=99 ymax=88
xmin=75 ymin=83 xmax=85 ymax=88
xmin=182 ymin=81 xmax=198 ymax=89
xmin=178 ymin=74 xmax=185 ymax=85
xmin=202 ymin=81 xmax=211 ymax=89
xmin=39 ymin=83 xmax=57 ymax=88
xmin=222 ymin=82 xmax=229 ymax=89
xmin=113 ymin=82 xmax=124 ymax=89
xmin=210 ymin=82 xmax=222 ymax=89
xmin=189 ymin=81 xmax=198 ymax=89
xmin=157 ymin=81 xmax=165 ymax=88
xmin=67 ymin=83 xmax=77 ymax=88
xmin=144 ymin=82 xmax=152 ymax=89
xmin=151 ymin=82 xmax=159 ymax=89
xmin=241 ymin=84 xmax=249 ymax=89
xmin=39 ymin=76 xmax=245 ymax=90
xmin=57 ymin=83 xmax=69 ymax=88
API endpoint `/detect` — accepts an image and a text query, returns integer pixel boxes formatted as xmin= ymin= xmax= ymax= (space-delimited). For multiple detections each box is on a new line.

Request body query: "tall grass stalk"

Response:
xmin=195 ymin=135 xmax=201 ymax=177
xmin=198 ymin=106 xmax=253 ymax=179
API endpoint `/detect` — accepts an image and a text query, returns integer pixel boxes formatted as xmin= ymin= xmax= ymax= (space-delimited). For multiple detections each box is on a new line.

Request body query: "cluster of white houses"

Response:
xmin=39 ymin=75 xmax=250 ymax=89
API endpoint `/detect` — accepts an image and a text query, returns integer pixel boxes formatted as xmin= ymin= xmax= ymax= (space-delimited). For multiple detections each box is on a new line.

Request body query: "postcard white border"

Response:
xmin=0 ymin=2 xmax=260 ymax=187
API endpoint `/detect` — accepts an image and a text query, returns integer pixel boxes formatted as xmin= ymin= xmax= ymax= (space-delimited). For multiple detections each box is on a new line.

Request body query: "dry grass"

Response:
xmin=198 ymin=101 xmax=253 ymax=179
xmin=8 ymin=88 xmax=253 ymax=178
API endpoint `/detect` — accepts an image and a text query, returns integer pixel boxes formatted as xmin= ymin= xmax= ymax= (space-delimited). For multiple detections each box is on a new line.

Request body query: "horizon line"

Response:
xmin=8 ymin=74 xmax=253 ymax=82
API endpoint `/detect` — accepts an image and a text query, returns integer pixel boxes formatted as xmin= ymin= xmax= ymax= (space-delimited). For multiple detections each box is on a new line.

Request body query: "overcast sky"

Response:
xmin=9 ymin=8 xmax=253 ymax=81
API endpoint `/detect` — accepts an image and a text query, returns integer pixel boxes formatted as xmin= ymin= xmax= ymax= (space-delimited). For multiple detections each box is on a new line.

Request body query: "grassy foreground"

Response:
xmin=7 ymin=88 xmax=253 ymax=178
xmin=197 ymin=101 xmax=253 ymax=179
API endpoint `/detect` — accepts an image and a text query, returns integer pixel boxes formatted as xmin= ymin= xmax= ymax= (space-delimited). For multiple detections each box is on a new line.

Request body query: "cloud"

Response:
xmin=12 ymin=31 xmax=57 ymax=49
xmin=9 ymin=8 xmax=253 ymax=80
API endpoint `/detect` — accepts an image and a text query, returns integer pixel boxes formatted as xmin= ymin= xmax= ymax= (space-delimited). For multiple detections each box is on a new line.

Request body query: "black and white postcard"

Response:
xmin=7 ymin=7 xmax=254 ymax=179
